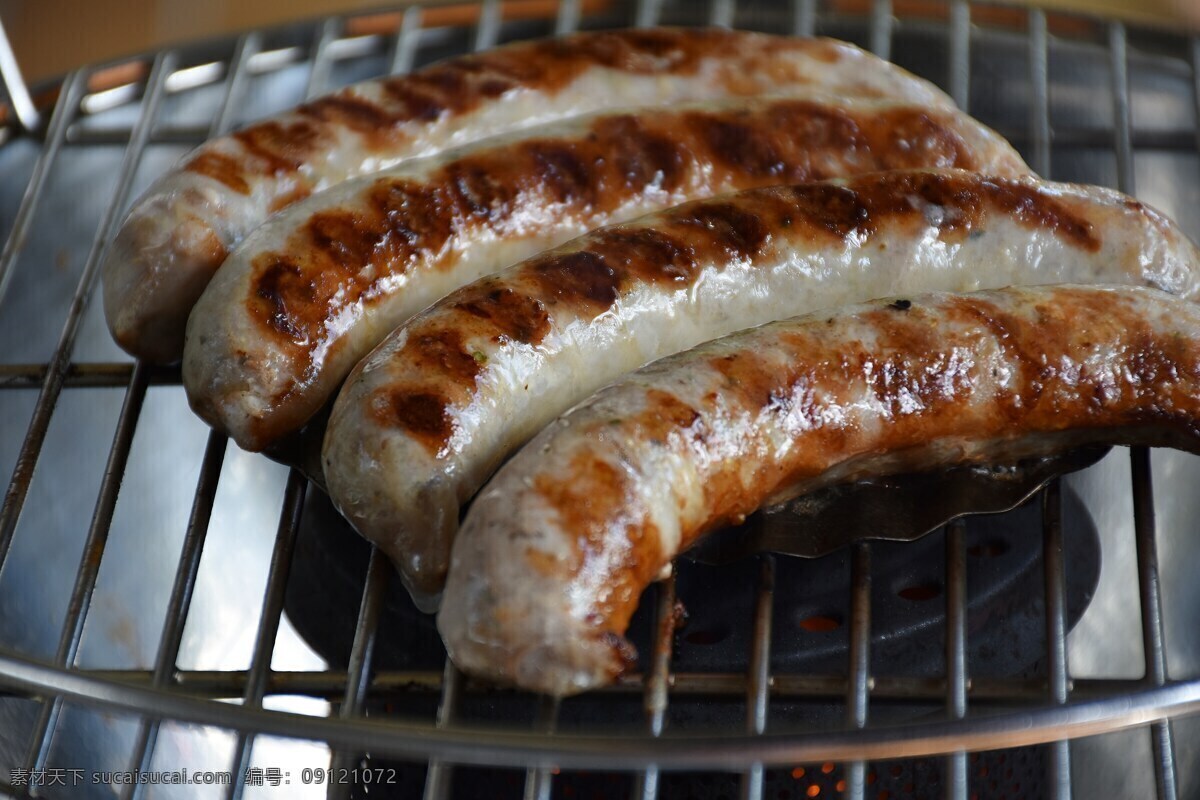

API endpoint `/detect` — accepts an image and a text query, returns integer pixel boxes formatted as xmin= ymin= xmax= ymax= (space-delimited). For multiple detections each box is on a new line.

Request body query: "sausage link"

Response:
xmin=439 ymin=284 xmax=1200 ymax=695
xmin=184 ymin=95 xmax=1027 ymax=451
xmin=323 ymin=169 xmax=1200 ymax=609
xmin=103 ymin=28 xmax=955 ymax=363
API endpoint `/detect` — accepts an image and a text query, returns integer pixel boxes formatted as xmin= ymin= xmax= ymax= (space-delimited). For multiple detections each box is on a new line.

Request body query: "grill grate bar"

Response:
xmin=739 ymin=555 xmax=776 ymax=800
xmin=522 ymin=695 xmax=560 ymax=800
xmin=209 ymin=33 xmax=262 ymax=143
xmin=124 ymin=431 xmax=227 ymax=800
xmin=869 ymin=0 xmax=893 ymax=61
xmin=632 ymin=574 xmax=677 ymax=800
xmin=391 ymin=6 xmax=425 ymax=75
xmin=710 ymin=0 xmax=736 ymax=27
xmin=475 ymin=0 xmax=504 ymax=52
xmin=944 ymin=522 xmax=969 ymax=800
xmin=20 ymin=360 xmax=150 ymax=782
xmin=1043 ymin=481 xmax=1072 ymax=799
xmin=1028 ymin=8 xmax=1051 ymax=177
xmin=122 ymin=33 xmax=257 ymax=792
xmin=635 ymin=0 xmax=664 ymax=29
xmin=947 ymin=0 xmax=970 ymax=109
xmin=1109 ymin=22 xmax=1136 ymax=196
xmin=0 ymin=70 xmax=84 ymax=308
xmin=845 ymin=543 xmax=872 ymax=800
xmin=23 ymin=667 xmax=1160 ymax=702
xmin=794 ymin=0 xmax=817 ymax=37
xmin=555 ymin=0 xmax=583 ymax=36
xmin=328 ymin=547 xmax=391 ymax=800
xmin=224 ymin=470 xmax=308 ymax=800
xmin=0 ymin=14 xmax=37 ymax=131
xmin=0 ymin=50 xmax=172 ymax=578
xmin=1131 ymin=449 xmax=1179 ymax=800
xmin=422 ymin=660 xmax=466 ymax=800
xmin=1192 ymin=37 xmax=1200 ymax=160
xmin=304 ymin=18 xmax=343 ymax=101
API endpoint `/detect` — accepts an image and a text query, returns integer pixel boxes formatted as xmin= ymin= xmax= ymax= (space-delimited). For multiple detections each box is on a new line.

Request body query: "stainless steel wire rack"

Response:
xmin=2 ymin=1 xmax=1200 ymax=799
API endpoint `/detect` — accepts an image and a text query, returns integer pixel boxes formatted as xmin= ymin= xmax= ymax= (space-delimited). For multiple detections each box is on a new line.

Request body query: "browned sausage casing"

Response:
xmin=438 ymin=285 xmax=1200 ymax=696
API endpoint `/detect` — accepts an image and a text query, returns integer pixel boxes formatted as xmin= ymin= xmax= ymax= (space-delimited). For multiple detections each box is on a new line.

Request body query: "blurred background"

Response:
xmin=0 ymin=0 xmax=1197 ymax=84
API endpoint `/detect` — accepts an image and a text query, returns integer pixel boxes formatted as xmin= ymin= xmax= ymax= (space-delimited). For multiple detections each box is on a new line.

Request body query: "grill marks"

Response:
xmin=607 ymin=290 xmax=1200 ymax=575
xmin=185 ymin=28 xmax=788 ymax=191
xmin=532 ymin=452 xmax=664 ymax=632
xmin=245 ymin=100 xmax=1013 ymax=369
xmin=779 ymin=172 xmax=1100 ymax=249
xmin=375 ymin=172 xmax=1111 ymax=454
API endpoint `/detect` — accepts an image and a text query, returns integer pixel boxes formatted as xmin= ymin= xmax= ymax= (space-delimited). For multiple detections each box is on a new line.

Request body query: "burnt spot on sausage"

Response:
xmin=452 ymin=286 xmax=551 ymax=345
xmin=374 ymin=390 xmax=454 ymax=452
xmin=232 ymin=120 xmax=322 ymax=176
xmin=528 ymin=143 xmax=597 ymax=206
xmin=250 ymin=256 xmax=307 ymax=341
xmin=589 ymin=227 xmax=699 ymax=283
xmin=598 ymin=116 xmax=688 ymax=192
xmin=528 ymin=251 xmax=623 ymax=311
xmin=405 ymin=328 xmax=485 ymax=386
xmin=672 ymin=201 xmax=773 ymax=263
xmin=779 ymin=172 xmax=1099 ymax=251
xmin=689 ymin=113 xmax=790 ymax=178
xmin=186 ymin=151 xmax=251 ymax=194
xmin=298 ymin=95 xmax=397 ymax=145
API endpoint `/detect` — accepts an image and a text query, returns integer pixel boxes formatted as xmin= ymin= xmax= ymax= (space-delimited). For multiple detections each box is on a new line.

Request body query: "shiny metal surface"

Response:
xmin=1 ymin=1 xmax=1200 ymax=799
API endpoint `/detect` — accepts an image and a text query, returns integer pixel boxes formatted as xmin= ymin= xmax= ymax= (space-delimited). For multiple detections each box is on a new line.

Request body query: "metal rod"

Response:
xmin=474 ymin=0 xmax=503 ymax=53
xmin=7 ymin=649 xmax=1200 ymax=770
xmin=944 ymin=522 xmax=968 ymax=800
xmin=794 ymin=0 xmax=817 ymax=37
xmin=1109 ymin=21 xmax=1135 ymax=195
xmin=1028 ymin=9 xmax=1051 ymax=177
xmin=0 ymin=70 xmax=85 ymax=307
xmin=390 ymin=6 xmax=424 ymax=76
xmin=710 ymin=0 xmax=736 ymax=27
xmin=209 ymin=34 xmax=261 ymax=142
xmin=123 ymin=432 xmax=226 ymax=800
xmin=1131 ymin=449 xmax=1178 ymax=800
xmin=868 ymin=0 xmax=892 ymax=61
xmin=1192 ymin=37 xmax=1200 ymax=168
xmin=224 ymin=470 xmax=308 ymax=800
xmin=305 ymin=18 xmax=343 ymax=101
xmin=22 ymin=361 xmax=150 ymax=775
xmin=1043 ymin=481 xmax=1072 ymax=800
xmin=635 ymin=0 xmax=664 ymax=29
xmin=845 ymin=543 xmax=872 ymax=800
xmin=522 ymin=695 xmax=560 ymax=800
xmin=947 ymin=0 xmax=970 ymax=109
xmin=17 ymin=668 xmax=1131 ymax=703
xmin=632 ymin=574 xmax=677 ymax=800
xmin=422 ymin=660 xmax=466 ymax=800
xmin=0 ymin=50 xmax=174 ymax=576
xmin=0 ymin=14 xmax=39 ymax=131
xmin=739 ymin=555 xmax=775 ymax=800
xmin=328 ymin=547 xmax=391 ymax=800
xmin=554 ymin=0 xmax=583 ymax=35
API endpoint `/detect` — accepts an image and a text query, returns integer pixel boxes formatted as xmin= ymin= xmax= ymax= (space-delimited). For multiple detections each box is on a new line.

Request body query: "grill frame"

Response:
xmin=0 ymin=2 xmax=1196 ymax=799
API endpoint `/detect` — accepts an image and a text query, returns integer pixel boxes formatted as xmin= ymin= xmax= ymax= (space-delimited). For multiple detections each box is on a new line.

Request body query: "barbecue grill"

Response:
xmin=1 ymin=1 xmax=1199 ymax=798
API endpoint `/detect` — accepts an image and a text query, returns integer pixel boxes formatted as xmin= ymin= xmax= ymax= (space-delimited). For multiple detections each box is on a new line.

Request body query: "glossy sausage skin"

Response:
xmin=103 ymin=28 xmax=955 ymax=363
xmin=184 ymin=95 xmax=1028 ymax=452
xmin=439 ymin=285 xmax=1200 ymax=695
xmin=323 ymin=170 xmax=1200 ymax=609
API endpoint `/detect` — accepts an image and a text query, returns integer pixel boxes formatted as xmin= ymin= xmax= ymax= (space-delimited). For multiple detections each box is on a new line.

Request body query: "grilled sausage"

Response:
xmin=323 ymin=170 xmax=1200 ymax=609
xmin=438 ymin=284 xmax=1200 ymax=695
xmin=184 ymin=95 xmax=1028 ymax=452
xmin=103 ymin=28 xmax=955 ymax=363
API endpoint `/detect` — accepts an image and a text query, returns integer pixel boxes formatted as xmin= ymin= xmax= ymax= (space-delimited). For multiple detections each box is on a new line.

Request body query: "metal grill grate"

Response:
xmin=0 ymin=2 xmax=1199 ymax=799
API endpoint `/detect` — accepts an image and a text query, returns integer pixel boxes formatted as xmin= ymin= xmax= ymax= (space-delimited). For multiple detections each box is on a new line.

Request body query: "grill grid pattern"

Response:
xmin=0 ymin=1 xmax=1197 ymax=798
